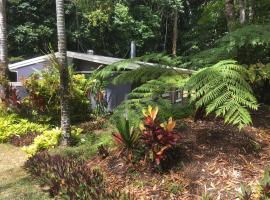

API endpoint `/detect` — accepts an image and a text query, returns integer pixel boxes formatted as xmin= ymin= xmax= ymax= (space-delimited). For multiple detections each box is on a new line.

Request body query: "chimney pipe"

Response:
xmin=87 ymin=50 xmax=94 ymax=55
xmin=130 ymin=41 xmax=136 ymax=58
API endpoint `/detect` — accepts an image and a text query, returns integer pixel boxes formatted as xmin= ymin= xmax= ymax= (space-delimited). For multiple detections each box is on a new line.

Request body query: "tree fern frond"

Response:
xmin=186 ymin=60 xmax=258 ymax=129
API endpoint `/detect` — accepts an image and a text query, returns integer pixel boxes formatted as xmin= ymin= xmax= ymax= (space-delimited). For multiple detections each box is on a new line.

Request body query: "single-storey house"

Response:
xmin=8 ymin=51 xmax=135 ymax=111
xmin=8 ymin=50 xmax=194 ymax=111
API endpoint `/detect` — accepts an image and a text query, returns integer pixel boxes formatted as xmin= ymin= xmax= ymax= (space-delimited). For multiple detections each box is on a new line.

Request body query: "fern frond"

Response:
xmin=186 ymin=60 xmax=258 ymax=129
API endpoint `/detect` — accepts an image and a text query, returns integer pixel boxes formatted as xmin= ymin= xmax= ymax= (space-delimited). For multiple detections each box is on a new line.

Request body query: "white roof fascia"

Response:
xmin=67 ymin=51 xmax=123 ymax=65
xmin=8 ymin=54 xmax=57 ymax=71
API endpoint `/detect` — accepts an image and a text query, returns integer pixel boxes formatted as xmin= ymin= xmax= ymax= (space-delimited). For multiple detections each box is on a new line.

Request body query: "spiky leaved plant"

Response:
xmin=112 ymin=117 xmax=140 ymax=151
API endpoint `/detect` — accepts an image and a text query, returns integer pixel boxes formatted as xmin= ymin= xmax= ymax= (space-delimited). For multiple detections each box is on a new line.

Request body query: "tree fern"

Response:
xmin=95 ymin=53 xmax=258 ymax=129
xmin=186 ymin=60 xmax=258 ymax=129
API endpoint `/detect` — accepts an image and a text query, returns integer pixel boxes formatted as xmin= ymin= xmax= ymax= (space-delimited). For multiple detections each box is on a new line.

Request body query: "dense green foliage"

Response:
xmin=0 ymin=112 xmax=48 ymax=142
xmin=97 ymin=56 xmax=258 ymax=129
xmin=7 ymin=0 xmax=269 ymax=60
xmin=22 ymin=65 xmax=92 ymax=123
xmin=0 ymin=107 xmax=48 ymax=142
xmin=188 ymin=24 xmax=270 ymax=68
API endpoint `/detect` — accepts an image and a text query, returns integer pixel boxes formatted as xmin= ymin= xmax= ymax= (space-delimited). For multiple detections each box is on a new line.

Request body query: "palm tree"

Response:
xmin=0 ymin=0 xmax=8 ymax=97
xmin=56 ymin=0 xmax=71 ymax=145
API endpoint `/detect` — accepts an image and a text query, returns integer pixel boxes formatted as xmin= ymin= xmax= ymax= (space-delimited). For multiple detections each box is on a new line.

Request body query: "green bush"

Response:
xmin=21 ymin=65 xmax=92 ymax=124
xmin=22 ymin=127 xmax=83 ymax=157
xmin=0 ymin=112 xmax=48 ymax=142
xmin=22 ymin=128 xmax=61 ymax=156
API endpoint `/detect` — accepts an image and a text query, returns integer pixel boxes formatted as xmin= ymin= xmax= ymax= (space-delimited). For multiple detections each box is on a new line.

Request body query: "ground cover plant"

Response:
xmin=0 ymin=108 xmax=48 ymax=143
xmin=24 ymin=151 xmax=128 ymax=200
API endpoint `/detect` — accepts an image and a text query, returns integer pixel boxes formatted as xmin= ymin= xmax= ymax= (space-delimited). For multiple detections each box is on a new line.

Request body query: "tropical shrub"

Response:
xmin=248 ymin=63 xmax=270 ymax=104
xmin=140 ymin=105 xmax=180 ymax=165
xmin=0 ymin=85 xmax=21 ymax=111
xmin=21 ymin=65 xmax=92 ymax=123
xmin=24 ymin=152 xmax=125 ymax=199
xmin=22 ymin=127 xmax=83 ymax=157
xmin=22 ymin=128 xmax=61 ymax=156
xmin=0 ymin=112 xmax=48 ymax=142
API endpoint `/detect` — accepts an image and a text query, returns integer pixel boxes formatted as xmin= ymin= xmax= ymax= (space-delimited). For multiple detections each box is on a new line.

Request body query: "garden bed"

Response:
xmin=86 ymin=108 xmax=270 ymax=199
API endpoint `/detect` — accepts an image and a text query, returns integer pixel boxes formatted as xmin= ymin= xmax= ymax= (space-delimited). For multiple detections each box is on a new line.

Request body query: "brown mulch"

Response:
xmin=9 ymin=132 xmax=41 ymax=146
xmin=87 ymin=108 xmax=270 ymax=200
xmin=77 ymin=117 xmax=107 ymax=133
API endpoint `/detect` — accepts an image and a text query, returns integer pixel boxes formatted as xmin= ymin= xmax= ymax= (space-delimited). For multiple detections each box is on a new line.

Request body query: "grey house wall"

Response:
xmin=106 ymin=83 xmax=131 ymax=111
xmin=16 ymin=62 xmax=48 ymax=81
xmin=11 ymin=58 xmax=132 ymax=111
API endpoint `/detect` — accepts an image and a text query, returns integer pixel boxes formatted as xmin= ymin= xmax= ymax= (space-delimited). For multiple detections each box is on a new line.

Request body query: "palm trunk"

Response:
xmin=56 ymin=0 xmax=71 ymax=146
xmin=0 ymin=0 xmax=8 ymax=96
xmin=239 ymin=0 xmax=246 ymax=24
xmin=225 ymin=0 xmax=235 ymax=31
xmin=0 ymin=0 xmax=7 ymax=76
xmin=172 ymin=9 xmax=178 ymax=56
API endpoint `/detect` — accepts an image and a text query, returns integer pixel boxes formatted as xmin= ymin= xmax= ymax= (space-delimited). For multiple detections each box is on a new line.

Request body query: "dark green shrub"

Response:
xmin=25 ymin=152 xmax=125 ymax=199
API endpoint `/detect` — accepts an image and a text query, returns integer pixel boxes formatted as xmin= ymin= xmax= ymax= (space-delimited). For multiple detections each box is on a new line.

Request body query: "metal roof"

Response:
xmin=8 ymin=51 xmax=124 ymax=71
xmin=8 ymin=51 xmax=195 ymax=74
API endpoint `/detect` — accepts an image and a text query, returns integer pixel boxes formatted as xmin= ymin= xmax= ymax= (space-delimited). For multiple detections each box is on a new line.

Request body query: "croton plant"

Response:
xmin=113 ymin=105 xmax=180 ymax=165
xmin=140 ymin=105 xmax=180 ymax=165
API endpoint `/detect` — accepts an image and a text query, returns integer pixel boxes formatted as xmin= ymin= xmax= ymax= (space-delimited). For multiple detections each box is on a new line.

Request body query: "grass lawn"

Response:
xmin=0 ymin=144 xmax=51 ymax=200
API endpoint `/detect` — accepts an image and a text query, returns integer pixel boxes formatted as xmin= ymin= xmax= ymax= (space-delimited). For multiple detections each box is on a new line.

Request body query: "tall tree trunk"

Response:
xmin=163 ymin=15 xmax=168 ymax=52
xmin=225 ymin=0 xmax=235 ymax=31
xmin=172 ymin=9 xmax=178 ymax=56
xmin=239 ymin=0 xmax=246 ymax=24
xmin=56 ymin=0 xmax=71 ymax=146
xmin=0 ymin=0 xmax=8 ymax=98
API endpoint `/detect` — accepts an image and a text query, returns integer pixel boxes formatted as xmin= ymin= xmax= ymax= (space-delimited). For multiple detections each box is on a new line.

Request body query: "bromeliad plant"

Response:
xmin=113 ymin=117 xmax=140 ymax=152
xmin=140 ymin=105 xmax=179 ymax=165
